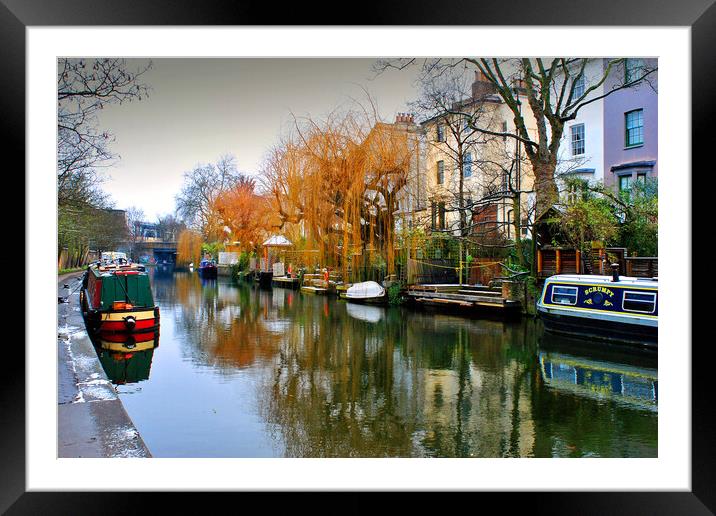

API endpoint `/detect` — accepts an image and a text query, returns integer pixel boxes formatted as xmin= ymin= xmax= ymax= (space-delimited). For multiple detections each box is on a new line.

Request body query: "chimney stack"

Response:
xmin=395 ymin=112 xmax=414 ymax=124
xmin=472 ymin=71 xmax=497 ymax=99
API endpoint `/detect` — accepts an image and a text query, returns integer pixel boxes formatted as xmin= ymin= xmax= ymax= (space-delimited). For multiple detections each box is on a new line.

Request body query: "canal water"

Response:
xmin=106 ymin=268 xmax=657 ymax=458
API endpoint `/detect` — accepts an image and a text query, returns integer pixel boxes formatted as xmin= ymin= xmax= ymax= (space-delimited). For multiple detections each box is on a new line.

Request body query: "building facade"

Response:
xmin=554 ymin=58 xmax=658 ymax=198
xmin=603 ymin=58 xmax=658 ymax=192
xmin=417 ymin=72 xmax=538 ymax=243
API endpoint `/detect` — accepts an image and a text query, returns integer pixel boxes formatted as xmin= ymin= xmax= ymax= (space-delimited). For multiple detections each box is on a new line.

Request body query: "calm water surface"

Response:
xmin=107 ymin=268 xmax=657 ymax=458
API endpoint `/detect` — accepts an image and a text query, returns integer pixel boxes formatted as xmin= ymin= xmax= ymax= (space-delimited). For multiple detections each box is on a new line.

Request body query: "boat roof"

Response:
xmin=90 ymin=262 xmax=146 ymax=276
xmin=545 ymin=274 xmax=658 ymax=288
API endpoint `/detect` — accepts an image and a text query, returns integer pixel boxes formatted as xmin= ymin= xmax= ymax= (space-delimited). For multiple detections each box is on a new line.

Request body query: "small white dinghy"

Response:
xmin=344 ymin=281 xmax=386 ymax=304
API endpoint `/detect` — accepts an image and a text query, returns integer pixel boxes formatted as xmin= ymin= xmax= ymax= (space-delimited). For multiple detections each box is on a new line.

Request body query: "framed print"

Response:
xmin=4 ymin=0 xmax=713 ymax=512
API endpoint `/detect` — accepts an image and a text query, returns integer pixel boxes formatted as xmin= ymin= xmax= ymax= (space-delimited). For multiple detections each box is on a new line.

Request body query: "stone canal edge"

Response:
xmin=57 ymin=271 xmax=151 ymax=458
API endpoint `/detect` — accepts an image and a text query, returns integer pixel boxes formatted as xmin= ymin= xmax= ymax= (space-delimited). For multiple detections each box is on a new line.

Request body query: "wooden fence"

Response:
xmin=538 ymin=247 xmax=657 ymax=278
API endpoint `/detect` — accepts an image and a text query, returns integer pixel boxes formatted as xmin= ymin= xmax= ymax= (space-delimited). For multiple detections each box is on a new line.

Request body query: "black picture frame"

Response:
xmin=4 ymin=0 xmax=711 ymax=513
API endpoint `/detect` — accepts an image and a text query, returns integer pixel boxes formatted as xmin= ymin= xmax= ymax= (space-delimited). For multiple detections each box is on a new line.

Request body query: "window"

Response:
xmin=507 ymin=210 xmax=514 ymax=239
xmin=625 ymin=109 xmax=644 ymax=147
xmin=551 ymin=286 xmax=578 ymax=305
xmin=623 ymin=291 xmax=656 ymax=314
xmin=619 ymin=175 xmax=632 ymax=192
xmin=636 ymin=172 xmax=647 ymax=183
xmin=573 ymin=74 xmax=585 ymax=99
xmin=436 ymin=124 xmax=445 ymax=142
xmin=501 ymin=120 xmax=508 ymax=141
xmin=463 ymin=152 xmax=473 ymax=178
xmin=437 ymin=160 xmax=444 ymax=185
xmin=571 ymin=124 xmax=585 ymax=156
xmin=431 ymin=201 xmax=446 ymax=230
xmin=625 ymin=58 xmax=644 ymax=83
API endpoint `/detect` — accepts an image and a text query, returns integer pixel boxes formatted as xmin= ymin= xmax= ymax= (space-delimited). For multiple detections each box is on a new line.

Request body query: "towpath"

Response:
xmin=57 ymin=271 xmax=151 ymax=458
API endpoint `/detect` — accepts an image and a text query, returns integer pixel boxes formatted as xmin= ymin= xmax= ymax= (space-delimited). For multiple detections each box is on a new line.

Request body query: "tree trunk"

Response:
xmin=532 ymin=159 xmax=559 ymax=217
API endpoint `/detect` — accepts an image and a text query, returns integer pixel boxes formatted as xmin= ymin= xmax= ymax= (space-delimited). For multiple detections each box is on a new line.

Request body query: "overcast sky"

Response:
xmin=97 ymin=58 xmax=421 ymax=220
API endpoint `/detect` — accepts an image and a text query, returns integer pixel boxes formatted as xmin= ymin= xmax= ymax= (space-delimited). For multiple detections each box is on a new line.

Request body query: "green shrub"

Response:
xmin=387 ymin=282 xmax=403 ymax=305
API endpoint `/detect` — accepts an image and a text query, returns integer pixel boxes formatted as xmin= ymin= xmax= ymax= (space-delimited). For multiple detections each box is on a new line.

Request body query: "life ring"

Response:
xmin=323 ymin=270 xmax=329 ymax=282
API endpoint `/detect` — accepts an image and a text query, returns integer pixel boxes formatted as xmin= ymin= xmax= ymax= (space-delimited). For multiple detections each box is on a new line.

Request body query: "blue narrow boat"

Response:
xmin=537 ymin=267 xmax=657 ymax=348
xmin=197 ymin=258 xmax=218 ymax=278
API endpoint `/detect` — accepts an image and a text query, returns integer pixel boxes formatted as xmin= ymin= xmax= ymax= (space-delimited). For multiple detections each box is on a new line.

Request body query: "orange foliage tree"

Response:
xmin=176 ymin=229 xmax=203 ymax=266
xmin=210 ymin=176 xmax=274 ymax=253
xmin=263 ymin=106 xmax=418 ymax=278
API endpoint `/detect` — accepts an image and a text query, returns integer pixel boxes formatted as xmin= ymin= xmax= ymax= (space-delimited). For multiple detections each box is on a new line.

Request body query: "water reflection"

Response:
xmin=124 ymin=271 xmax=657 ymax=458
xmin=95 ymin=334 xmax=158 ymax=385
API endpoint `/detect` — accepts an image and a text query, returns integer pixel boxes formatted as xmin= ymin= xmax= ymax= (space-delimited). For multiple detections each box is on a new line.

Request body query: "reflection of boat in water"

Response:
xmin=539 ymin=351 xmax=657 ymax=412
xmin=341 ymin=281 xmax=386 ymax=304
xmin=345 ymin=302 xmax=384 ymax=323
xmin=95 ymin=333 xmax=158 ymax=385
xmin=537 ymin=271 xmax=657 ymax=348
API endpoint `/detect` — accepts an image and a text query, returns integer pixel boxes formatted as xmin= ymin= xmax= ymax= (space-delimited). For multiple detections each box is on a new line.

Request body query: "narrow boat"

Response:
xmin=80 ymin=258 xmax=160 ymax=337
xmin=537 ymin=267 xmax=657 ymax=348
xmin=342 ymin=281 xmax=387 ymax=305
xmin=197 ymin=258 xmax=218 ymax=278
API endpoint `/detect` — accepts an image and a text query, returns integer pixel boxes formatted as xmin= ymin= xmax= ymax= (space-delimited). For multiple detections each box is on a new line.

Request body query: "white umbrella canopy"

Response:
xmin=262 ymin=235 xmax=293 ymax=247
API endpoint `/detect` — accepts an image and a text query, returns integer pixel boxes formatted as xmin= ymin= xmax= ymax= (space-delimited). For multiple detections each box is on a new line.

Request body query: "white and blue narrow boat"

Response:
xmin=537 ymin=269 xmax=657 ymax=348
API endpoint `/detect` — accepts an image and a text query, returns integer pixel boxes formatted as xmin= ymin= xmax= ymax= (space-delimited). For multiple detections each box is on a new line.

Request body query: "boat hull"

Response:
xmin=539 ymin=309 xmax=657 ymax=348
xmin=82 ymin=303 xmax=160 ymax=336
xmin=257 ymin=271 xmax=273 ymax=288
xmin=342 ymin=294 xmax=388 ymax=305
xmin=198 ymin=266 xmax=218 ymax=278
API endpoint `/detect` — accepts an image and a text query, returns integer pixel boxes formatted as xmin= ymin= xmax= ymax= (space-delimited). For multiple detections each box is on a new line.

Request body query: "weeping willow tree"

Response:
xmin=176 ymin=229 xmax=203 ymax=266
xmin=263 ymin=106 xmax=418 ymax=281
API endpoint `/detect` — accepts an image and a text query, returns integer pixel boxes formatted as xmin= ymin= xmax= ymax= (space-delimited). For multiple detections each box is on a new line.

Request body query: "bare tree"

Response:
xmin=125 ymin=206 xmax=145 ymax=260
xmin=411 ymin=69 xmax=504 ymax=240
xmin=174 ymin=153 xmax=249 ymax=238
xmin=57 ymin=58 xmax=152 ymax=207
xmin=156 ymin=213 xmax=185 ymax=242
xmin=376 ymin=57 xmax=657 ymax=217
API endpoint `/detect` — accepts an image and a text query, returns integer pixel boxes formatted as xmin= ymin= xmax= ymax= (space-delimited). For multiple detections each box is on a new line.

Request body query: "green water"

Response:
xmin=110 ymin=270 xmax=657 ymax=458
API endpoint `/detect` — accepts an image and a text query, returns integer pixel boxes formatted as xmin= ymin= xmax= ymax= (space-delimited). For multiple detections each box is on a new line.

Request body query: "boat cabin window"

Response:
xmin=551 ymin=285 xmax=578 ymax=305
xmin=623 ymin=291 xmax=656 ymax=314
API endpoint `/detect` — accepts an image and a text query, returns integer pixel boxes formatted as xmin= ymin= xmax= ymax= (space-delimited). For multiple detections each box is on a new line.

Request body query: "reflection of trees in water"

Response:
xmin=259 ymin=299 xmax=419 ymax=457
xmin=403 ymin=314 xmax=539 ymax=457
xmin=258 ymin=304 xmax=545 ymax=457
xmin=163 ymin=274 xmax=657 ymax=457
xmin=172 ymin=274 xmax=282 ymax=371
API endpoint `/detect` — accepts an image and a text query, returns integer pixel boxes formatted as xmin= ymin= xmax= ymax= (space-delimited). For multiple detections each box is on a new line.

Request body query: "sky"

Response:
xmin=97 ymin=58 xmax=422 ymax=220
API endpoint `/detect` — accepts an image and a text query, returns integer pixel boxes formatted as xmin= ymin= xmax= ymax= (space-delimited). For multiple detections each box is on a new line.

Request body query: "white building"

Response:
xmin=554 ymin=58 xmax=607 ymax=194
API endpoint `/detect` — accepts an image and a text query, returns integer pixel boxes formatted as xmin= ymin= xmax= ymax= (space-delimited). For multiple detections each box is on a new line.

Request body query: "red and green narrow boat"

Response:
xmin=80 ymin=261 xmax=160 ymax=337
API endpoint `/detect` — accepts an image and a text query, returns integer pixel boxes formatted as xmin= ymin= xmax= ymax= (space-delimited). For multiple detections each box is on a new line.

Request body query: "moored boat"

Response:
xmin=197 ymin=259 xmax=218 ymax=278
xmin=342 ymin=280 xmax=387 ymax=304
xmin=537 ymin=268 xmax=657 ymax=348
xmin=80 ymin=258 xmax=159 ymax=337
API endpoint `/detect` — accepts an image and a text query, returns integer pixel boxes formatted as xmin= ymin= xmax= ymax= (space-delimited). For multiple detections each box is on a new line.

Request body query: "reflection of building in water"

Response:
xmin=389 ymin=315 xmax=538 ymax=457
xmin=539 ymin=352 xmax=657 ymax=412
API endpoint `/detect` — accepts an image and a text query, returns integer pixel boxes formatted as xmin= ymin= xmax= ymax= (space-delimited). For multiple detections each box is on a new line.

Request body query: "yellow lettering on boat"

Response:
xmin=583 ymin=286 xmax=615 ymax=297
